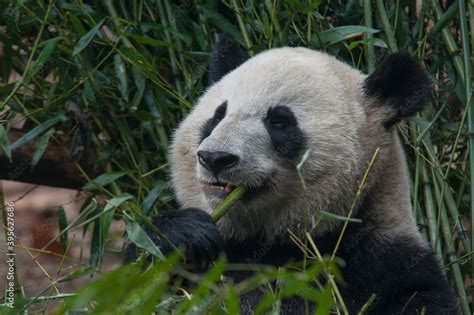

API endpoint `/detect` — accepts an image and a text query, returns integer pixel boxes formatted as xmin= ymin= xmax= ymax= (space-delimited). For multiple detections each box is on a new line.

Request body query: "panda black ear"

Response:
xmin=364 ymin=52 xmax=431 ymax=128
xmin=208 ymin=33 xmax=249 ymax=85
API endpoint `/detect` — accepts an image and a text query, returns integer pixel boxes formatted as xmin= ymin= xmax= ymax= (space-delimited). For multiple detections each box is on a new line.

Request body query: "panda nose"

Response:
xmin=197 ymin=150 xmax=239 ymax=175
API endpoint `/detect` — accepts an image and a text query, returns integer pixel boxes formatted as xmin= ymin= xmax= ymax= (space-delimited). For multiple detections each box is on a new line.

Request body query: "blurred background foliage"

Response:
xmin=0 ymin=0 xmax=474 ymax=313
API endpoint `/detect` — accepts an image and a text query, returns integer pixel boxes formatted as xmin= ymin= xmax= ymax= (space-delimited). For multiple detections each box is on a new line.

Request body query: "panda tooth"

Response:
xmin=224 ymin=184 xmax=236 ymax=193
xmin=202 ymin=181 xmax=236 ymax=192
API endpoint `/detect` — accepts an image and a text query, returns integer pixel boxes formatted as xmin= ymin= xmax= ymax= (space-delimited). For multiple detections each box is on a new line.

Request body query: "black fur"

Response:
xmin=364 ymin=52 xmax=431 ymax=128
xmin=264 ymin=106 xmax=306 ymax=160
xmin=200 ymin=101 xmax=227 ymax=143
xmin=340 ymin=237 xmax=458 ymax=314
xmin=329 ymin=205 xmax=458 ymax=314
xmin=125 ymin=208 xmax=222 ymax=270
xmin=208 ymin=33 xmax=249 ymax=85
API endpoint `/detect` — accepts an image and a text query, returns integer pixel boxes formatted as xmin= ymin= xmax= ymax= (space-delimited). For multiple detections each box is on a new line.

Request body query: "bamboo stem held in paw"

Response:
xmin=211 ymin=186 xmax=246 ymax=221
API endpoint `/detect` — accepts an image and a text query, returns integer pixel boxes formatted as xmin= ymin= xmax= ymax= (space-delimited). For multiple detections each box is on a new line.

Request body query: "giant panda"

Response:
xmin=135 ymin=34 xmax=459 ymax=314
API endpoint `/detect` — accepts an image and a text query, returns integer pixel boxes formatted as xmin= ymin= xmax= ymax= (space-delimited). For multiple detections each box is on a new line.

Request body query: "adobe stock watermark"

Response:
xmin=4 ymin=201 xmax=15 ymax=308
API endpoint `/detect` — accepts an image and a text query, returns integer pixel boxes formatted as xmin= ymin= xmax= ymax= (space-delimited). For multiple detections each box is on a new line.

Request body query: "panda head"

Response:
xmin=170 ymin=34 xmax=430 ymax=241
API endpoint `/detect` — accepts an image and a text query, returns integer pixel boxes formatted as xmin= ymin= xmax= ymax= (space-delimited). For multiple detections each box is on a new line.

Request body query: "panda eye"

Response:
xmin=265 ymin=106 xmax=296 ymax=130
xmin=269 ymin=117 xmax=289 ymax=129
xmin=213 ymin=102 xmax=227 ymax=122
xmin=214 ymin=111 xmax=225 ymax=122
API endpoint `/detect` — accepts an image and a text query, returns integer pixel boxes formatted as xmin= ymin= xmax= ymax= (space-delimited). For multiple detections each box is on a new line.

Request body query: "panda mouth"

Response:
xmin=202 ymin=181 xmax=237 ymax=193
xmin=201 ymin=180 xmax=268 ymax=201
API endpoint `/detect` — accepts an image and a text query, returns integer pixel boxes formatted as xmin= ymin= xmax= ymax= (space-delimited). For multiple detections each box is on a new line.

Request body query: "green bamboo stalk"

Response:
xmin=155 ymin=0 xmax=184 ymax=95
xmin=249 ymin=2 xmax=267 ymax=39
xmin=415 ymin=101 xmax=471 ymax=252
xmin=432 ymin=168 xmax=471 ymax=315
xmin=231 ymin=0 xmax=252 ymax=50
xmin=392 ymin=0 xmax=400 ymax=31
xmin=163 ymin=0 xmax=190 ymax=87
xmin=455 ymin=179 xmax=466 ymax=210
xmin=104 ymin=0 xmax=133 ymax=48
xmin=468 ymin=11 xmax=474 ymax=279
xmin=211 ymin=186 xmax=246 ymax=221
xmin=265 ymin=1 xmax=284 ymax=46
xmin=0 ymin=0 xmax=53 ymax=110
xmin=457 ymin=1 xmax=472 ymax=92
xmin=412 ymin=150 xmax=421 ymax=220
xmin=409 ymin=120 xmax=422 ymax=230
xmin=435 ymin=172 xmax=471 ymax=252
xmin=415 ymin=199 xmax=429 ymax=241
xmin=408 ymin=122 xmax=427 ymax=240
xmin=420 ymin=160 xmax=442 ymax=257
xmin=457 ymin=0 xmax=474 ymax=306
xmin=419 ymin=137 xmax=471 ymax=252
xmin=375 ymin=0 xmax=398 ymax=52
xmin=423 ymin=99 xmax=471 ymax=252
xmin=306 ymin=2 xmax=312 ymax=45
xmin=431 ymin=0 xmax=465 ymax=87
xmin=429 ymin=2 xmax=458 ymax=36
xmin=470 ymin=3 xmax=474 ymax=52
xmin=363 ymin=0 xmax=375 ymax=73
xmin=110 ymin=111 xmax=141 ymax=174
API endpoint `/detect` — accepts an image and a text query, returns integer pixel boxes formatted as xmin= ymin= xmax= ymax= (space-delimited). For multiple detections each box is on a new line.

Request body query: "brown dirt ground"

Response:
xmin=0 ymin=180 xmax=125 ymax=314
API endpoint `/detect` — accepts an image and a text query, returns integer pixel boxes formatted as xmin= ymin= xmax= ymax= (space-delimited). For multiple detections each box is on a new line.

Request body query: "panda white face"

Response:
xmin=170 ymin=42 xmax=429 ymax=240
xmin=197 ymin=100 xmax=307 ymax=209
xmin=196 ymin=98 xmax=279 ymax=208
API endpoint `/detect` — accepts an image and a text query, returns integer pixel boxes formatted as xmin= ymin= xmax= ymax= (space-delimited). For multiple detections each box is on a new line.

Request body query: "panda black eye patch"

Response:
xmin=264 ymin=106 xmax=306 ymax=160
xmin=200 ymin=101 xmax=227 ymax=142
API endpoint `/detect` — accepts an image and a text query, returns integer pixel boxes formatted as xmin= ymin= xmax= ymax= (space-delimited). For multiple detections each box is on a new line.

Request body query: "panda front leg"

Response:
xmin=125 ymin=208 xmax=223 ymax=269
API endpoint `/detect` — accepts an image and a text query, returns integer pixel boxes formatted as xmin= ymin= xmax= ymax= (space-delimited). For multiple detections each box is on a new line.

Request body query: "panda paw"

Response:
xmin=146 ymin=208 xmax=223 ymax=270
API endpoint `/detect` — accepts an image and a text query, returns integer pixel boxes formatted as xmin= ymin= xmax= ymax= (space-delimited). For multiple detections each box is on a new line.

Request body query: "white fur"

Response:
xmin=170 ymin=47 xmax=423 ymax=244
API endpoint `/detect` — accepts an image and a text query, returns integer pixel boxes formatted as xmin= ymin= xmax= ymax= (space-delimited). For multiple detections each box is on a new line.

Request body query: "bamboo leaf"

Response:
xmin=59 ymin=267 xmax=95 ymax=282
xmin=141 ymin=182 xmax=163 ymax=215
xmin=31 ymin=128 xmax=53 ymax=169
xmin=10 ymin=114 xmax=66 ymax=150
xmin=125 ymin=218 xmax=165 ymax=260
xmin=57 ymin=206 xmax=68 ymax=250
xmin=72 ymin=18 xmax=106 ymax=56
xmin=101 ymin=194 xmax=133 ymax=247
xmin=24 ymin=37 xmax=63 ymax=85
xmin=316 ymin=25 xmax=380 ymax=45
xmin=90 ymin=216 xmax=103 ymax=268
xmin=0 ymin=125 xmax=12 ymax=162
xmin=297 ymin=149 xmax=312 ymax=172
xmin=82 ymin=171 xmax=128 ymax=190
xmin=430 ymin=2 xmax=458 ymax=36
xmin=114 ymin=54 xmax=129 ymax=101
xmin=130 ymin=67 xmax=146 ymax=109
xmin=348 ymin=37 xmax=388 ymax=50
xmin=197 ymin=4 xmax=243 ymax=43
xmin=118 ymin=47 xmax=155 ymax=78
xmin=129 ymin=34 xmax=174 ymax=47
xmin=319 ymin=210 xmax=363 ymax=223
xmin=226 ymin=286 xmax=240 ymax=315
